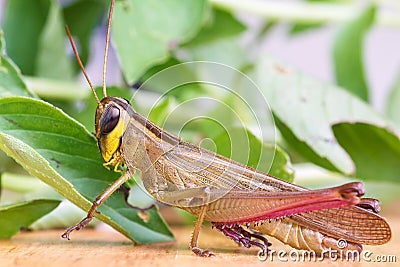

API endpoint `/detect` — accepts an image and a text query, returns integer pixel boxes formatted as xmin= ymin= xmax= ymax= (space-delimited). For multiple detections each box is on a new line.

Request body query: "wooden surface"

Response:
xmin=0 ymin=216 xmax=398 ymax=267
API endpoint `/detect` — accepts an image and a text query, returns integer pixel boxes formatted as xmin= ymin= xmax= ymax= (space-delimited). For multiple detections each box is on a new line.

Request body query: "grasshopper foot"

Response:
xmin=213 ymin=223 xmax=271 ymax=255
xmin=357 ymin=198 xmax=381 ymax=213
xmin=61 ymin=217 xmax=93 ymax=240
xmin=191 ymin=247 xmax=215 ymax=257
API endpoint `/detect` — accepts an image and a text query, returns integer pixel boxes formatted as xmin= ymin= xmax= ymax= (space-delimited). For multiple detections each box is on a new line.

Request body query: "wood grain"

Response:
xmin=0 ymin=216 xmax=398 ymax=267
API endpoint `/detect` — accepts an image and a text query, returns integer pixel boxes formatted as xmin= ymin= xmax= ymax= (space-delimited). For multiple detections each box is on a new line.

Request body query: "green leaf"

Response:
xmin=62 ymin=0 xmax=106 ymax=69
xmin=2 ymin=0 xmax=50 ymax=75
xmin=35 ymin=0 xmax=74 ymax=80
xmin=0 ymin=55 xmax=36 ymax=99
xmin=290 ymin=22 xmax=325 ymax=35
xmin=386 ymin=70 xmax=400 ymax=126
xmin=256 ymin=56 xmax=400 ymax=179
xmin=0 ymin=97 xmax=174 ymax=243
xmin=0 ymin=30 xmax=36 ymax=98
xmin=0 ymin=199 xmax=60 ymax=238
xmin=184 ymin=37 xmax=249 ymax=71
xmin=140 ymin=57 xmax=183 ymax=85
xmin=0 ymin=29 xmax=4 ymax=51
xmin=181 ymin=8 xmax=249 ymax=70
xmin=270 ymin=146 xmax=295 ymax=182
xmin=2 ymin=0 xmax=73 ymax=79
xmin=203 ymin=127 xmax=294 ymax=182
xmin=333 ymin=5 xmax=376 ymax=102
xmin=181 ymin=7 xmax=248 ymax=71
xmin=139 ymin=58 xmax=207 ymax=101
xmin=333 ymin=122 xmax=400 ymax=183
xmin=112 ymin=0 xmax=209 ymax=84
xmin=148 ymin=97 xmax=173 ymax=126
xmin=184 ymin=8 xmax=246 ymax=46
xmin=274 ymin=116 xmax=339 ymax=172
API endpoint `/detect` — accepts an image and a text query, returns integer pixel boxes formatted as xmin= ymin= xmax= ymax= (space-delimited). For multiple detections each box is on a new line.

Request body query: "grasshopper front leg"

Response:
xmin=62 ymin=171 xmax=132 ymax=239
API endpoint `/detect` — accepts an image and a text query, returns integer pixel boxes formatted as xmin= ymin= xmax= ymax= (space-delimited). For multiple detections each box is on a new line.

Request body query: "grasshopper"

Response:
xmin=62 ymin=0 xmax=391 ymax=257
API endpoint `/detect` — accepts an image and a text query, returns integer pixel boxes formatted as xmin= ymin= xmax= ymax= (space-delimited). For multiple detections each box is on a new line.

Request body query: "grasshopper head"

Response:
xmin=67 ymin=0 xmax=126 ymax=168
xmin=95 ymin=96 xmax=132 ymax=164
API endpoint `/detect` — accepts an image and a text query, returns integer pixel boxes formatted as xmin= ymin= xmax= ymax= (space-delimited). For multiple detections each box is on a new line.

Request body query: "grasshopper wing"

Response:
xmin=121 ymin=117 xmax=390 ymax=247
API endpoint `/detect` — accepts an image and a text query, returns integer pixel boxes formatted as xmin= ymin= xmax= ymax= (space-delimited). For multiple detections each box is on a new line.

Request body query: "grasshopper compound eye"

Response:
xmin=101 ymin=105 xmax=120 ymax=134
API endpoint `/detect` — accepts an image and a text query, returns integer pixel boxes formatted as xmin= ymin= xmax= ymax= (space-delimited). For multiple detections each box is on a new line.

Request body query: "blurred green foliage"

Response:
xmin=0 ymin=0 xmax=399 ymax=241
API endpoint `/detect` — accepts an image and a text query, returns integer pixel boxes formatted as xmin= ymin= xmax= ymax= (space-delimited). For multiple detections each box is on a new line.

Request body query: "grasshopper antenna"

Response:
xmin=102 ymin=0 xmax=115 ymax=98
xmin=65 ymin=26 xmax=101 ymax=105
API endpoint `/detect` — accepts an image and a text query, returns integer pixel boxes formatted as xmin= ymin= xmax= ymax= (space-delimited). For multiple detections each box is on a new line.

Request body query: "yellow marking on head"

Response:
xmin=99 ymin=110 xmax=130 ymax=163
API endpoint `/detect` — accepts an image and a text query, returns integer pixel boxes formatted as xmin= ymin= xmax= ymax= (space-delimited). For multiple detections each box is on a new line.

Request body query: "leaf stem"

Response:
xmin=1 ymin=173 xmax=45 ymax=193
xmin=23 ymin=76 xmax=89 ymax=100
xmin=210 ymin=0 xmax=400 ymax=27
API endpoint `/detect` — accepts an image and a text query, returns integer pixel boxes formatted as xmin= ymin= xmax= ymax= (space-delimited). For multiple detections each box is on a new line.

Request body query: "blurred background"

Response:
xmin=1 ymin=0 xmax=398 ymax=109
xmin=0 ymin=0 xmax=399 ymax=241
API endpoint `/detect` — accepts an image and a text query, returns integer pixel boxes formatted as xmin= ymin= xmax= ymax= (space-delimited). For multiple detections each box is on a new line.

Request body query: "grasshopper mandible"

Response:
xmin=62 ymin=0 xmax=391 ymax=257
